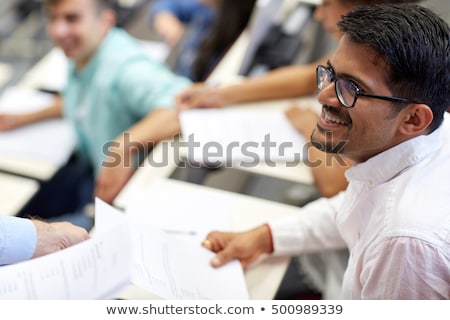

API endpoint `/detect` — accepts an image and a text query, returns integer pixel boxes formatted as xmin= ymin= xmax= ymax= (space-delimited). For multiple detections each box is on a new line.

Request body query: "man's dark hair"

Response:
xmin=45 ymin=0 xmax=114 ymax=12
xmin=344 ymin=0 xmax=421 ymax=5
xmin=338 ymin=3 xmax=450 ymax=132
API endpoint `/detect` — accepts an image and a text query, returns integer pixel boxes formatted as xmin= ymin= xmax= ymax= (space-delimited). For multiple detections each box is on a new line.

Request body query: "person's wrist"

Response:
xmin=218 ymin=87 xmax=235 ymax=106
xmin=106 ymin=134 xmax=140 ymax=169
xmin=31 ymin=220 xmax=54 ymax=258
xmin=256 ymin=224 xmax=274 ymax=254
xmin=264 ymin=223 xmax=274 ymax=253
xmin=10 ymin=114 xmax=27 ymax=128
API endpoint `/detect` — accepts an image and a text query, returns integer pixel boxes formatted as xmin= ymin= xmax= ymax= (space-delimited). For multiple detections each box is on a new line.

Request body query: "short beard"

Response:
xmin=310 ymin=127 xmax=348 ymax=154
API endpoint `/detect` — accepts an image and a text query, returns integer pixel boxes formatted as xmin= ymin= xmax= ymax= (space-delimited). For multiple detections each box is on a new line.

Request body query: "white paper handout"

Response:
xmin=0 ymin=86 xmax=76 ymax=167
xmin=128 ymin=221 xmax=248 ymax=300
xmin=179 ymin=108 xmax=306 ymax=165
xmin=121 ymin=179 xmax=248 ymax=299
xmin=0 ymin=210 xmax=131 ymax=299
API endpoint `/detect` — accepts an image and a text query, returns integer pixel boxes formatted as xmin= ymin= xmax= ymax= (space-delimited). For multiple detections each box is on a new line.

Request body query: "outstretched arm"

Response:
xmin=0 ymin=96 xmax=63 ymax=131
xmin=176 ymin=55 xmax=329 ymax=111
xmin=95 ymin=108 xmax=180 ymax=204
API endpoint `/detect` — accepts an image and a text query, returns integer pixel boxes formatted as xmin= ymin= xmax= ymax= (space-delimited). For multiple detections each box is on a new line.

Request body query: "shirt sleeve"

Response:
xmin=268 ymin=192 xmax=347 ymax=255
xmin=115 ymin=57 xmax=191 ymax=117
xmin=360 ymin=236 xmax=450 ymax=299
xmin=0 ymin=216 xmax=37 ymax=265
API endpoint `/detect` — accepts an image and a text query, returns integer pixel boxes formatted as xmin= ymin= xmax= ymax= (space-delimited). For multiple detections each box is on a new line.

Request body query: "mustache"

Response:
xmin=322 ymin=105 xmax=352 ymax=123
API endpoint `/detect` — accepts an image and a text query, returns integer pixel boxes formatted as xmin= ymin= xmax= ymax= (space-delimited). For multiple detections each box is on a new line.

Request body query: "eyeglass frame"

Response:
xmin=316 ymin=65 xmax=421 ymax=108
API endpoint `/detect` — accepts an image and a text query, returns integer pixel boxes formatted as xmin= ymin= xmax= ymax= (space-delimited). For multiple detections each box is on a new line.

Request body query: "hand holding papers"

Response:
xmin=0 ymin=195 xmax=249 ymax=300
xmin=97 ymin=195 xmax=249 ymax=300
xmin=119 ymin=180 xmax=249 ymax=300
xmin=122 ymin=178 xmax=301 ymax=300
xmin=127 ymin=223 xmax=248 ymax=300
xmin=0 ymin=209 xmax=131 ymax=299
xmin=179 ymin=108 xmax=306 ymax=166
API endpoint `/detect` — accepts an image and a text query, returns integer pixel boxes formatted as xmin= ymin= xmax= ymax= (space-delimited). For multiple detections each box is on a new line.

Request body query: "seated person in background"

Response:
xmin=150 ymin=0 xmax=217 ymax=48
xmin=0 ymin=214 xmax=88 ymax=265
xmin=175 ymin=0 xmax=421 ymax=110
xmin=191 ymin=0 xmax=257 ymax=82
xmin=202 ymin=3 xmax=450 ymax=299
xmin=0 ymin=0 xmax=191 ymax=227
xmin=149 ymin=0 xmax=219 ymax=79
xmin=149 ymin=0 xmax=257 ymax=82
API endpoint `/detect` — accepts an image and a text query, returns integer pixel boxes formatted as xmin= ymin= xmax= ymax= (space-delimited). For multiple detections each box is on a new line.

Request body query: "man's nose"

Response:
xmin=48 ymin=19 xmax=70 ymax=39
xmin=317 ymin=81 xmax=340 ymax=107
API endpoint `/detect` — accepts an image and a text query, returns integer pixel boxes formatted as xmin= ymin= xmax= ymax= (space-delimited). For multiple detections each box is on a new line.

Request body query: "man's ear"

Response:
xmin=398 ymin=104 xmax=434 ymax=136
xmin=102 ymin=8 xmax=116 ymax=28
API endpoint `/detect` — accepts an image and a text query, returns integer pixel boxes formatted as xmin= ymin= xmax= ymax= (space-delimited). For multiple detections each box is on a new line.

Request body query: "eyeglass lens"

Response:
xmin=336 ymin=79 xmax=357 ymax=107
xmin=318 ymin=66 xmax=356 ymax=108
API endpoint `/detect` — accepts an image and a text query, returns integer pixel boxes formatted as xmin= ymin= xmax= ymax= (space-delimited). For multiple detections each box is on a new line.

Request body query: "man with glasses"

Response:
xmin=200 ymin=3 xmax=450 ymax=299
xmin=175 ymin=0 xmax=424 ymax=200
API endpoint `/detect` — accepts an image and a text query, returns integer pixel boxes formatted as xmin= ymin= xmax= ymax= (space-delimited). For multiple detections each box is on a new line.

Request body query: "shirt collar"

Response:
xmin=345 ymin=116 xmax=448 ymax=186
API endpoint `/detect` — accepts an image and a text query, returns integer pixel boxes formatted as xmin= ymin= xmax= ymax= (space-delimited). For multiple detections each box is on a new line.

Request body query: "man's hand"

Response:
xmin=284 ymin=105 xmax=319 ymax=137
xmin=154 ymin=12 xmax=186 ymax=47
xmin=0 ymin=114 xmax=27 ymax=131
xmin=201 ymin=225 xmax=273 ymax=269
xmin=175 ymin=83 xmax=228 ymax=112
xmin=32 ymin=220 xmax=89 ymax=258
xmin=0 ymin=101 xmax=63 ymax=131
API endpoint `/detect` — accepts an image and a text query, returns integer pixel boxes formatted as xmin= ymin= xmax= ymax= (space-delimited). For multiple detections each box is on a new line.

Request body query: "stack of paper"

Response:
xmin=179 ymin=108 xmax=306 ymax=166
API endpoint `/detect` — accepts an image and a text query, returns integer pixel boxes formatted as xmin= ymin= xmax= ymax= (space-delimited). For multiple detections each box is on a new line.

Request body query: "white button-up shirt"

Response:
xmin=269 ymin=115 xmax=450 ymax=299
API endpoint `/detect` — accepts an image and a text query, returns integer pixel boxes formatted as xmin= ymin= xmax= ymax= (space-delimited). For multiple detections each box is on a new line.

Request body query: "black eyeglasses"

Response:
xmin=316 ymin=65 xmax=420 ymax=108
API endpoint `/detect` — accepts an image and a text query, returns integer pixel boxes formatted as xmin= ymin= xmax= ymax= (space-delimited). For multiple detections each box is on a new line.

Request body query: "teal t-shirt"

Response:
xmin=63 ymin=28 xmax=191 ymax=174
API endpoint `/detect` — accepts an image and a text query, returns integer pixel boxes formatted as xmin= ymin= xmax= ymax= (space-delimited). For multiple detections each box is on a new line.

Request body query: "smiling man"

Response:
xmin=0 ymin=0 xmax=190 ymax=226
xmin=200 ymin=3 xmax=450 ymax=299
